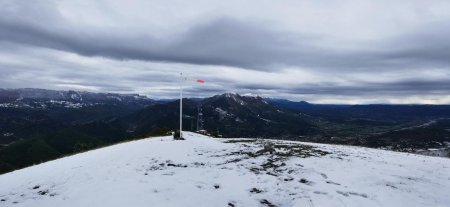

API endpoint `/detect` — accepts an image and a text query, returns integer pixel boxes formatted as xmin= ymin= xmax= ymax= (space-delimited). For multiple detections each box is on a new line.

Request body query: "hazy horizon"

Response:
xmin=3 ymin=87 xmax=450 ymax=105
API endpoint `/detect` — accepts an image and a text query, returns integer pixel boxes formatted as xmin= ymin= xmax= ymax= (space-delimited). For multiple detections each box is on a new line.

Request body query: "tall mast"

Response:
xmin=179 ymin=72 xmax=183 ymax=138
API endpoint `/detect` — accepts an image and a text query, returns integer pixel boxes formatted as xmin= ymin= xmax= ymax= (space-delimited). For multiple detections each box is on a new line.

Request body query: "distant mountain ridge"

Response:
xmin=268 ymin=98 xmax=450 ymax=121
xmin=1 ymin=88 xmax=450 ymax=174
xmin=0 ymin=88 xmax=156 ymax=109
xmin=0 ymin=88 xmax=159 ymax=150
xmin=0 ymin=88 xmax=147 ymax=100
xmin=266 ymin=98 xmax=350 ymax=111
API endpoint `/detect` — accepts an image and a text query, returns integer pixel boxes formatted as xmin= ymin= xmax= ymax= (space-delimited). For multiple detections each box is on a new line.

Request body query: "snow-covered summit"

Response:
xmin=1 ymin=132 xmax=449 ymax=207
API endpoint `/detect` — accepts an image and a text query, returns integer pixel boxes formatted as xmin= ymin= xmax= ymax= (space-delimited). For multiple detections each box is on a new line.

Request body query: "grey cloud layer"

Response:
xmin=2 ymin=2 xmax=450 ymax=72
xmin=1 ymin=0 xmax=450 ymax=103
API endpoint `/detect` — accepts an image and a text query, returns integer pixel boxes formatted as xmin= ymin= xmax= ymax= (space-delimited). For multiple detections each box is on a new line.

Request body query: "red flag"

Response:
xmin=196 ymin=79 xmax=205 ymax=83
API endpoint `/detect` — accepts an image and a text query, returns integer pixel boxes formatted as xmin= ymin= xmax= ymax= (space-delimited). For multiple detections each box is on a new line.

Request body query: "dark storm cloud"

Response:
xmin=1 ymin=2 xmax=450 ymax=72
xmin=0 ymin=16 xmax=316 ymax=70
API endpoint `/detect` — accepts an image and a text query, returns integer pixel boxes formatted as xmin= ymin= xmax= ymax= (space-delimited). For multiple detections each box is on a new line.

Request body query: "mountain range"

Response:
xmin=1 ymin=88 xmax=450 ymax=174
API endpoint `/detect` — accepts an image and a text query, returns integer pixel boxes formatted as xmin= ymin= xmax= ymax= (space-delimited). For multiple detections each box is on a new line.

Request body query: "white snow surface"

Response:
xmin=1 ymin=132 xmax=449 ymax=207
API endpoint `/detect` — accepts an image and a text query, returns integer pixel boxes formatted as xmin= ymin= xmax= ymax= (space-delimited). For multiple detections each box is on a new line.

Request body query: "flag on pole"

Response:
xmin=196 ymin=79 xmax=205 ymax=83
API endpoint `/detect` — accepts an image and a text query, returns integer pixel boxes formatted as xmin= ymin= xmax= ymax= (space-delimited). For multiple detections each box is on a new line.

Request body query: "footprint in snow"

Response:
xmin=283 ymin=177 xmax=294 ymax=182
xmin=299 ymin=178 xmax=313 ymax=185
xmin=336 ymin=191 xmax=368 ymax=198
xmin=249 ymin=187 xmax=263 ymax=194
xmin=260 ymin=199 xmax=277 ymax=207
xmin=326 ymin=181 xmax=341 ymax=186
xmin=385 ymin=183 xmax=398 ymax=189
xmin=161 ymin=172 xmax=175 ymax=176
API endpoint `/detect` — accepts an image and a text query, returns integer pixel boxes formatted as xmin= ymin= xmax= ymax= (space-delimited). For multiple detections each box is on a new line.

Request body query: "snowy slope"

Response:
xmin=0 ymin=132 xmax=449 ymax=207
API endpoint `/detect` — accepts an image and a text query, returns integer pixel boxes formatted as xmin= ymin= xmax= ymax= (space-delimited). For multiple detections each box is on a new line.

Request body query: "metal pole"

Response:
xmin=196 ymin=104 xmax=200 ymax=131
xmin=179 ymin=72 xmax=183 ymax=138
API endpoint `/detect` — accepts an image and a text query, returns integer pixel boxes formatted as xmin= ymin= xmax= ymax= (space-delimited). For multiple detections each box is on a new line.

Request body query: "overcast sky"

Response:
xmin=1 ymin=0 xmax=450 ymax=104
